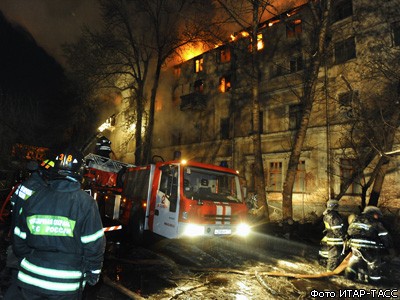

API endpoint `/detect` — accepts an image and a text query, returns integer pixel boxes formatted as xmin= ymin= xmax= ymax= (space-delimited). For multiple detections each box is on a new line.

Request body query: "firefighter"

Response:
xmin=345 ymin=206 xmax=394 ymax=283
xmin=319 ymin=200 xmax=347 ymax=271
xmin=12 ymin=147 xmax=106 ymax=300
xmin=95 ymin=135 xmax=112 ymax=158
xmin=2 ymin=159 xmax=53 ymax=299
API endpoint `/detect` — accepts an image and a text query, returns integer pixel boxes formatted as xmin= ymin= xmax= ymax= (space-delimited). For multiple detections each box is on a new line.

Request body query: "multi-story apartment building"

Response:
xmin=111 ymin=0 xmax=400 ymax=222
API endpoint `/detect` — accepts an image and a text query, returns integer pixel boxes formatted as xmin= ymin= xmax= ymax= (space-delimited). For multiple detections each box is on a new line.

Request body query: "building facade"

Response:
xmin=112 ymin=0 xmax=400 ymax=222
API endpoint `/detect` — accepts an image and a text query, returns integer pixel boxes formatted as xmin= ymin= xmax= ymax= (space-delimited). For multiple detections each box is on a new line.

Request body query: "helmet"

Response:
xmin=362 ymin=206 xmax=383 ymax=218
xmin=53 ymin=147 xmax=84 ymax=182
xmin=326 ymin=200 xmax=339 ymax=211
xmin=39 ymin=159 xmax=55 ymax=179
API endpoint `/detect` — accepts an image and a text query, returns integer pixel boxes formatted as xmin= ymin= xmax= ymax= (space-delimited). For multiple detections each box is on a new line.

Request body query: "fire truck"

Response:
xmin=84 ymin=154 xmax=250 ymax=244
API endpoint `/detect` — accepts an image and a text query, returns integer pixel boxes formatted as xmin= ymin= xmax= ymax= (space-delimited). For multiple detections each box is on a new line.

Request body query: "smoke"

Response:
xmin=0 ymin=0 xmax=102 ymax=65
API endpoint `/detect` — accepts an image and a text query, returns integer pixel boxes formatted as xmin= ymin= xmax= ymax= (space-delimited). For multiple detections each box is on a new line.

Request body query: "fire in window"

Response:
xmin=286 ymin=19 xmax=302 ymax=38
xmin=194 ymin=57 xmax=203 ymax=73
xmin=219 ymin=75 xmax=231 ymax=93
xmin=218 ymin=46 xmax=231 ymax=63
xmin=257 ymin=33 xmax=264 ymax=50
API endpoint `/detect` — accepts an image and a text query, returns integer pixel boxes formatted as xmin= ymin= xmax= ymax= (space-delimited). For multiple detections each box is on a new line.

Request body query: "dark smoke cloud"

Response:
xmin=0 ymin=0 xmax=102 ymax=65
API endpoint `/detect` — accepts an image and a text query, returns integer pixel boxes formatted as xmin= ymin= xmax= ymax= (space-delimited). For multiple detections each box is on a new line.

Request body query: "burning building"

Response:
xmin=110 ymin=0 xmax=400 ymax=222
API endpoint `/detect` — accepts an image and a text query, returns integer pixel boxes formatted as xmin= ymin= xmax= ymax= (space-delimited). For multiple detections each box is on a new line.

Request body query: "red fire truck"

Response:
xmin=84 ymin=154 xmax=250 ymax=244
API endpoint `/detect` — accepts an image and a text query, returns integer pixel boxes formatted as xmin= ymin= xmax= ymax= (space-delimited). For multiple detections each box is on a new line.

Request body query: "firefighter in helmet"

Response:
xmin=12 ymin=146 xmax=106 ymax=299
xmin=95 ymin=135 xmax=112 ymax=158
xmin=319 ymin=200 xmax=347 ymax=271
xmin=345 ymin=206 xmax=394 ymax=283
xmin=3 ymin=159 xmax=54 ymax=299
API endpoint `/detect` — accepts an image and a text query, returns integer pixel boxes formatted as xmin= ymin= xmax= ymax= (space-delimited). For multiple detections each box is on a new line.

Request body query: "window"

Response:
xmin=268 ymin=162 xmax=282 ymax=192
xmin=257 ymin=33 xmax=264 ymax=50
xmin=194 ymin=57 xmax=203 ymax=73
xmin=334 ymin=37 xmax=356 ymax=64
xmin=220 ymin=118 xmax=230 ymax=139
xmin=392 ymin=21 xmax=400 ymax=47
xmin=219 ymin=75 xmax=232 ymax=93
xmin=194 ymin=79 xmax=204 ymax=93
xmin=340 ymin=158 xmax=361 ymax=195
xmin=171 ymin=132 xmax=181 ymax=145
xmin=333 ymin=0 xmax=353 ymax=23
xmin=294 ymin=160 xmax=306 ymax=192
xmin=174 ymin=66 xmax=181 ymax=78
xmin=286 ymin=19 xmax=302 ymax=38
xmin=338 ymin=90 xmax=358 ymax=118
xmin=217 ymin=46 xmax=231 ymax=63
xmin=290 ymin=56 xmax=303 ymax=73
xmin=289 ymin=104 xmax=302 ymax=130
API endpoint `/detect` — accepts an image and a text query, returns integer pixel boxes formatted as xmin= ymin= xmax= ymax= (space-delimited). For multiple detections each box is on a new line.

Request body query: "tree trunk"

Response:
xmin=281 ymin=0 xmax=332 ymax=221
xmin=143 ymin=60 xmax=162 ymax=164
xmin=368 ymin=89 xmax=400 ymax=206
xmin=250 ymin=0 xmax=269 ymax=221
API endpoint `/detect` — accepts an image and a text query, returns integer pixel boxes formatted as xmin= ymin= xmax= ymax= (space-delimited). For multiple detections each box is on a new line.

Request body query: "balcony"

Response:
xmin=180 ymin=93 xmax=207 ymax=111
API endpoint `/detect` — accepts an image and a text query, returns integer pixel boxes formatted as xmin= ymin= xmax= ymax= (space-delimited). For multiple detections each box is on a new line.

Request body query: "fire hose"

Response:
xmin=263 ymin=252 xmax=352 ymax=278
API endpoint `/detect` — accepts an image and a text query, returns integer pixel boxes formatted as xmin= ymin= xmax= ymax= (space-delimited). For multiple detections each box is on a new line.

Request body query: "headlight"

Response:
xmin=183 ymin=224 xmax=205 ymax=237
xmin=236 ymin=223 xmax=251 ymax=237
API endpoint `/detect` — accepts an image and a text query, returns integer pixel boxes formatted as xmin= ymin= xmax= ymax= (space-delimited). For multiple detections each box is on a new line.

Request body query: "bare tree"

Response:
xmin=65 ymin=0 xmax=216 ymax=164
xmin=331 ymin=0 xmax=400 ymax=209
xmin=281 ymin=0 xmax=333 ymax=222
xmin=216 ymin=0 xmax=276 ymax=221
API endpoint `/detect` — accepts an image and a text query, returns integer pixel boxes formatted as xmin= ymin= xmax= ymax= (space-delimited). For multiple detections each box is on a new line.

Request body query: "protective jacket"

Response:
xmin=13 ymin=179 xmax=106 ymax=296
xmin=95 ymin=136 xmax=112 ymax=158
xmin=323 ymin=209 xmax=346 ymax=246
xmin=348 ymin=214 xmax=392 ymax=250
xmin=10 ymin=172 xmax=48 ymax=242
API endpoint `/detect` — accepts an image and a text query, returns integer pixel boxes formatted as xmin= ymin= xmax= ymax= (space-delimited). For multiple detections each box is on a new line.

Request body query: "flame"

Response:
xmin=180 ymin=44 xmax=207 ymax=62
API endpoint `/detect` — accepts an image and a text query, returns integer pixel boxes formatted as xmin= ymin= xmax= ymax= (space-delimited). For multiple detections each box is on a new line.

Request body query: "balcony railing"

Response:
xmin=180 ymin=93 xmax=207 ymax=111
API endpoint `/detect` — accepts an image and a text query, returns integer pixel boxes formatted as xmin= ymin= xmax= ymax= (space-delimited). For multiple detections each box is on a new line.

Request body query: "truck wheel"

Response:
xmin=130 ymin=211 xmax=145 ymax=245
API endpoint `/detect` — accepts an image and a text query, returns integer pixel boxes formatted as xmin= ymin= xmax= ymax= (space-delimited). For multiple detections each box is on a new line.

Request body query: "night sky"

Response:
xmin=0 ymin=0 xmax=101 ymax=66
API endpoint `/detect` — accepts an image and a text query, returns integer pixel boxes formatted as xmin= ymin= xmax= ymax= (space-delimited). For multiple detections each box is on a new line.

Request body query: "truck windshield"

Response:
xmin=183 ymin=166 xmax=243 ymax=203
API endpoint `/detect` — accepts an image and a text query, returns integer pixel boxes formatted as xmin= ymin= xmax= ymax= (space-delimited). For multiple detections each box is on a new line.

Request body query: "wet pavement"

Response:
xmin=1 ymin=218 xmax=400 ymax=299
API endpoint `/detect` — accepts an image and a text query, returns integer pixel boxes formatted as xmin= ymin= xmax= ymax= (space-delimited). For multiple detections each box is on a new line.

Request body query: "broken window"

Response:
xmin=290 ymin=56 xmax=303 ymax=73
xmin=194 ymin=79 xmax=204 ymax=93
xmin=332 ymin=0 xmax=353 ymax=23
xmin=268 ymin=161 xmax=282 ymax=192
xmin=334 ymin=37 xmax=356 ymax=64
xmin=247 ymin=33 xmax=264 ymax=52
xmin=220 ymin=118 xmax=230 ymax=139
xmin=294 ymin=160 xmax=306 ymax=192
xmin=340 ymin=158 xmax=362 ymax=195
xmin=217 ymin=46 xmax=231 ymax=63
xmin=289 ymin=104 xmax=302 ymax=130
xmin=392 ymin=21 xmax=400 ymax=47
xmin=219 ymin=75 xmax=232 ymax=93
xmin=286 ymin=19 xmax=302 ymax=38
xmin=194 ymin=57 xmax=203 ymax=73
xmin=338 ymin=90 xmax=358 ymax=118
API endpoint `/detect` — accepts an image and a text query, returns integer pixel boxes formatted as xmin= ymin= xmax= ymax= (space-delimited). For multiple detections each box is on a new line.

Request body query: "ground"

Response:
xmin=1 ymin=218 xmax=399 ymax=299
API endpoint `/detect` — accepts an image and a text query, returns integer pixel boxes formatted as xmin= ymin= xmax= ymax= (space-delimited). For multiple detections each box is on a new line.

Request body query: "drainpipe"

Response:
xmin=324 ymin=60 xmax=331 ymax=201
